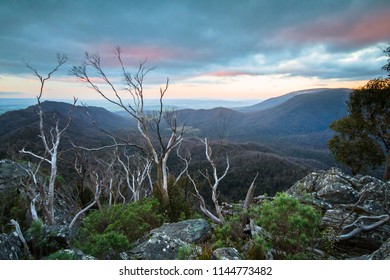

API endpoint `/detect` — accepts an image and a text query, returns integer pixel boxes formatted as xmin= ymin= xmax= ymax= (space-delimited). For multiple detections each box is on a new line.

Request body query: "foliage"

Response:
xmin=43 ymin=250 xmax=77 ymax=260
xmin=328 ymin=116 xmax=384 ymax=175
xmin=81 ymin=231 xmax=130 ymax=259
xmin=196 ymin=244 xmax=213 ymax=260
xmin=329 ymin=75 xmax=390 ymax=179
xmin=0 ymin=190 xmax=29 ymax=233
xmin=251 ymin=192 xmax=321 ymax=259
xmin=245 ymin=235 xmax=268 ymax=260
xmin=74 ymin=197 xmax=164 ymax=259
xmin=26 ymin=219 xmax=66 ymax=259
xmin=166 ymin=177 xmax=195 ymax=222
xmin=212 ymin=214 xmax=246 ymax=249
xmin=177 ymin=244 xmax=199 ymax=260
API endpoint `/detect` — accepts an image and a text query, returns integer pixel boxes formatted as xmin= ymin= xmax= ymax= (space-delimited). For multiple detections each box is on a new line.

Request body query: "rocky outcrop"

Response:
xmin=368 ymin=238 xmax=390 ymax=260
xmin=0 ymin=159 xmax=78 ymax=227
xmin=0 ymin=233 xmax=24 ymax=260
xmin=287 ymin=168 xmax=390 ymax=257
xmin=126 ymin=219 xmax=210 ymax=260
xmin=45 ymin=248 xmax=95 ymax=260
xmin=212 ymin=247 xmax=242 ymax=260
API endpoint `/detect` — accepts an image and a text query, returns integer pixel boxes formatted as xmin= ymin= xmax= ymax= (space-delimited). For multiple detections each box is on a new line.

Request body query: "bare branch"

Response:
xmin=11 ymin=219 xmax=32 ymax=259
xmin=69 ymin=172 xmax=101 ymax=230
xmin=338 ymin=214 xmax=390 ymax=240
xmin=243 ymin=172 xmax=259 ymax=210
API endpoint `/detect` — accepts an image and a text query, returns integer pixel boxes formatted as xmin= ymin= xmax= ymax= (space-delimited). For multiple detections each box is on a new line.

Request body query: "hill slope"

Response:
xmin=234 ymin=88 xmax=350 ymax=112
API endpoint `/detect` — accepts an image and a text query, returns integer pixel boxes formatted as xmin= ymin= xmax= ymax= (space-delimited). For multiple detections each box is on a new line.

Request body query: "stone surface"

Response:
xmin=0 ymin=159 xmax=79 ymax=227
xmin=369 ymin=238 xmax=390 ymax=260
xmin=287 ymin=168 xmax=390 ymax=257
xmin=128 ymin=219 xmax=210 ymax=260
xmin=212 ymin=247 xmax=242 ymax=260
xmin=0 ymin=233 xmax=24 ymax=260
xmin=48 ymin=248 xmax=95 ymax=260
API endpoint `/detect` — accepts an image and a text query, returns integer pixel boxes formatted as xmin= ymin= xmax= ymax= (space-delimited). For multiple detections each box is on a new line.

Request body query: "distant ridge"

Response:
xmin=234 ymin=88 xmax=351 ymax=112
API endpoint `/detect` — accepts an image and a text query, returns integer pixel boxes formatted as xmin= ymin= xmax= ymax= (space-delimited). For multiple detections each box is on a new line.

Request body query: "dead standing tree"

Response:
xmin=70 ymin=47 xmax=184 ymax=207
xmin=20 ymin=54 xmax=77 ymax=225
xmin=177 ymin=138 xmax=259 ymax=226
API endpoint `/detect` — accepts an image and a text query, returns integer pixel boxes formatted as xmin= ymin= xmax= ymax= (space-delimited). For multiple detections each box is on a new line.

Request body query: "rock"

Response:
xmin=26 ymin=223 xmax=70 ymax=257
xmin=0 ymin=159 xmax=79 ymax=227
xmin=45 ymin=248 xmax=95 ymax=260
xmin=368 ymin=238 xmax=390 ymax=260
xmin=360 ymin=181 xmax=390 ymax=214
xmin=128 ymin=219 xmax=210 ymax=260
xmin=317 ymin=182 xmax=360 ymax=205
xmin=0 ymin=233 xmax=24 ymax=260
xmin=287 ymin=168 xmax=390 ymax=258
xmin=212 ymin=247 xmax=242 ymax=260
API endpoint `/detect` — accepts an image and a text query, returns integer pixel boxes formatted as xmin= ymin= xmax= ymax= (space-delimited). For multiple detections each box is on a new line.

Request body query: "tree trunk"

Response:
xmin=384 ymin=152 xmax=390 ymax=181
xmin=156 ymin=161 xmax=170 ymax=207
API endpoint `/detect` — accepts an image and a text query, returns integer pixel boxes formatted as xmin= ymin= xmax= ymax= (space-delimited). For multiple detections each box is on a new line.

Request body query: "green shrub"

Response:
xmin=245 ymin=235 xmax=268 ymax=260
xmin=153 ymin=177 xmax=196 ymax=223
xmin=26 ymin=219 xmax=64 ymax=259
xmin=44 ymin=250 xmax=77 ymax=260
xmin=74 ymin=197 xmax=165 ymax=259
xmin=251 ymin=192 xmax=321 ymax=259
xmin=0 ymin=189 xmax=29 ymax=233
xmin=212 ymin=214 xmax=246 ymax=250
xmin=177 ymin=244 xmax=199 ymax=260
xmin=82 ymin=231 xmax=130 ymax=259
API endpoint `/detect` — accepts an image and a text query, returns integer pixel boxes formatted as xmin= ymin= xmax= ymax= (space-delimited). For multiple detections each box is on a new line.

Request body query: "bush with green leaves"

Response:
xmin=81 ymin=231 xmax=130 ymax=259
xmin=74 ymin=197 xmax=165 ymax=259
xmin=251 ymin=192 xmax=321 ymax=259
xmin=43 ymin=250 xmax=77 ymax=260
xmin=154 ymin=176 xmax=196 ymax=223
xmin=212 ymin=214 xmax=246 ymax=250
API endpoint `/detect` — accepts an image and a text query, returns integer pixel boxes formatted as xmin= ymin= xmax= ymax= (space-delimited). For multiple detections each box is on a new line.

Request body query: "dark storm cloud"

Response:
xmin=0 ymin=0 xmax=389 ymax=80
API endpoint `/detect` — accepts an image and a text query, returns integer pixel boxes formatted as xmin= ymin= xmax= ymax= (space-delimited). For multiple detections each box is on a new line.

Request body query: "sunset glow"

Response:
xmin=1 ymin=0 xmax=389 ymax=101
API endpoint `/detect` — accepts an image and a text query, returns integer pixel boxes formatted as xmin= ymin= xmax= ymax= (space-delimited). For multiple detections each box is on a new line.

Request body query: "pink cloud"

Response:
xmin=277 ymin=8 xmax=390 ymax=46
xmin=91 ymin=43 xmax=197 ymax=67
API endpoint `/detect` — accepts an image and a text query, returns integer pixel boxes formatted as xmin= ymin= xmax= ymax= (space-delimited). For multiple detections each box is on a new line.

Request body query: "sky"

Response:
xmin=1 ymin=0 xmax=389 ymax=101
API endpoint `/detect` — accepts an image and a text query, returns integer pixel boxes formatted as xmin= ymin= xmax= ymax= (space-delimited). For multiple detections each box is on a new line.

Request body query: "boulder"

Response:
xmin=128 ymin=219 xmax=210 ymax=260
xmin=0 ymin=233 xmax=24 ymax=260
xmin=0 ymin=159 xmax=79 ymax=227
xmin=26 ymin=223 xmax=70 ymax=258
xmin=369 ymin=238 xmax=390 ymax=260
xmin=212 ymin=247 xmax=242 ymax=260
xmin=45 ymin=248 xmax=95 ymax=260
xmin=287 ymin=168 xmax=390 ymax=257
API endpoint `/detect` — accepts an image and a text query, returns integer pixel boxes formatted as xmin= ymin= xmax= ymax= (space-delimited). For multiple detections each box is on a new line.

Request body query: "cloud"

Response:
xmin=1 ymin=0 xmax=389 ymax=98
xmin=0 ymin=91 xmax=25 ymax=96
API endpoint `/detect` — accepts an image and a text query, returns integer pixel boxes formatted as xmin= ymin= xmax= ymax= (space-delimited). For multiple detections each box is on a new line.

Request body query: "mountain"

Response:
xmin=234 ymin=88 xmax=350 ymax=112
xmin=240 ymin=88 xmax=349 ymax=136
xmin=0 ymin=101 xmax=131 ymax=158
xmin=0 ymin=89 xmax=351 ymax=199
xmin=173 ymin=88 xmax=350 ymax=168
xmin=174 ymin=88 xmax=349 ymax=140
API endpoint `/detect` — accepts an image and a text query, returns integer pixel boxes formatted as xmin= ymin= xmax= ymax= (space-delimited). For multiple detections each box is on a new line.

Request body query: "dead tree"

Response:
xmin=176 ymin=138 xmax=229 ymax=225
xmin=114 ymin=147 xmax=153 ymax=202
xmin=178 ymin=139 xmax=259 ymax=226
xmin=20 ymin=54 xmax=77 ymax=225
xmin=69 ymin=172 xmax=101 ymax=230
xmin=70 ymin=47 xmax=184 ymax=207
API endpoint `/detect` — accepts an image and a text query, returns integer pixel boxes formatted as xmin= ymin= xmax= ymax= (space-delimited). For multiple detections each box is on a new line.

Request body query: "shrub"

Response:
xmin=74 ymin=197 xmax=165 ymax=259
xmin=44 ymin=250 xmax=77 ymax=260
xmin=153 ymin=176 xmax=196 ymax=223
xmin=251 ymin=192 xmax=321 ymax=259
xmin=81 ymin=231 xmax=130 ymax=259
xmin=212 ymin=214 xmax=246 ymax=250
